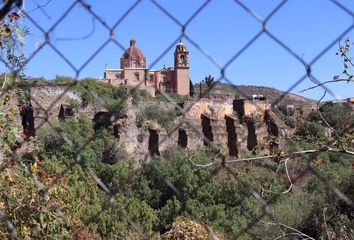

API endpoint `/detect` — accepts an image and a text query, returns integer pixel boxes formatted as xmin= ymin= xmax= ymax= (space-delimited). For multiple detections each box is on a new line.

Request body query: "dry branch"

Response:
xmin=300 ymin=78 xmax=354 ymax=93
xmin=187 ymin=147 xmax=354 ymax=168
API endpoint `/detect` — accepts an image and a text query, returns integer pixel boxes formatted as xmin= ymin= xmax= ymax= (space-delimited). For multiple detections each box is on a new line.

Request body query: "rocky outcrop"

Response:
xmin=161 ymin=219 xmax=225 ymax=240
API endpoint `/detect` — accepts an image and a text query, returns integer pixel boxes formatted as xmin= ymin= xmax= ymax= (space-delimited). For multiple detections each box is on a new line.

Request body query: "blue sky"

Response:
xmin=16 ymin=0 xmax=354 ymax=100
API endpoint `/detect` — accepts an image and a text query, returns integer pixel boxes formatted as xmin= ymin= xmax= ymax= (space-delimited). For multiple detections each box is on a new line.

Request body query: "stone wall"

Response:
xmin=233 ymin=99 xmax=270 ymax=119
xmin=104 ymin=69 xmax=122 ymax=80
xmin=185 ymin=98 xmax=234 ymax=119
xmin=30 ymin=85 xmax=97 ymax=131
xmin=99 ymin=72 xmax=156 ymax=97
xmin=183 ymin=98 xmax=270 ymax=155
xmin=28 ymin=86 xmax=290 ymax=160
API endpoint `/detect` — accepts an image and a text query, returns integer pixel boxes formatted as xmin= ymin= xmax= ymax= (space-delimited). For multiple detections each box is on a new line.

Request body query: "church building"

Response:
xmin=99 ymin=38 xmax=190 ymax=96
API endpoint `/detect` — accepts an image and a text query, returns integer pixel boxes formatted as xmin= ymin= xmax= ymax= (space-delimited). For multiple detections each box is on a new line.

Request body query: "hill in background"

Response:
xmin=194 ymin=82 xmax=317 ymax=109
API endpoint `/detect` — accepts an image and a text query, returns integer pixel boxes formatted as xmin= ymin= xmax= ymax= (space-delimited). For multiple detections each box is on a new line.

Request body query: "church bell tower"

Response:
xmin=174 ymin=41 xmax=190 ymax=96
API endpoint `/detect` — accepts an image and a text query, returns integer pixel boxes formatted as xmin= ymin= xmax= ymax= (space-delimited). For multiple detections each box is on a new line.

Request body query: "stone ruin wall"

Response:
xmin=243 ymin=100 xmax=270 ymax=117
xmin=29 ymin=85 xmax=98 ymax=130
xmin=27 ymin=86 xmax=290 ymax=161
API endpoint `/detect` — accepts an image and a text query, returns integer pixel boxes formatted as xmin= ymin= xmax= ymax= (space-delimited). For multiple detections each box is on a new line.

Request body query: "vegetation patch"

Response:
xmin=143 ymin=105 xmax=178 ymax=133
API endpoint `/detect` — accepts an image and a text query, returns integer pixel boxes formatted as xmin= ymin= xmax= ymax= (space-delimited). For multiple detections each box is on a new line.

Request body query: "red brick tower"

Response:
xmin=174 ymin=41 xmax=190 ymax=95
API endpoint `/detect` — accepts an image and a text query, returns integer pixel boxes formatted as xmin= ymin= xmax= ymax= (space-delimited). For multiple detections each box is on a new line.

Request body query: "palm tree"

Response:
xmin=203 ymin=75 xmax=214 ymax=98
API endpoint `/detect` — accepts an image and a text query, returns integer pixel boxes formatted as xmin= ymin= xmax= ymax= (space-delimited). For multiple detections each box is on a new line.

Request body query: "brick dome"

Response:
xmin=123 ymin=39 xmax=145 ymax=59
xmin=120 ymin=39 xmax=146 ymax=68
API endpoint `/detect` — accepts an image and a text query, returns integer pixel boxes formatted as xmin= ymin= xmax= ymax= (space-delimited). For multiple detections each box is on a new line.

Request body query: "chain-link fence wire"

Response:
xmin=0 ymin=0 xmax=353 ymax=239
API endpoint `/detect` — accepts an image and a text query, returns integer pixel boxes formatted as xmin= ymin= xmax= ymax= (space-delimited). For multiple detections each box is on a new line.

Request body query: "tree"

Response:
xmin=0 ymin=7 xmax=27 ymax=78
xmin=203 ymin=74 xmax=214 ymax=98
xmin=0 ymin=5 xmax=27 ymax=157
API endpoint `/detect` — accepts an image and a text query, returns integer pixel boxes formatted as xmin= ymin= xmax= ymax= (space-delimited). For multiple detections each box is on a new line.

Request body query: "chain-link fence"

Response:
xmin=0 ymin=0 xmax=353 ymax=239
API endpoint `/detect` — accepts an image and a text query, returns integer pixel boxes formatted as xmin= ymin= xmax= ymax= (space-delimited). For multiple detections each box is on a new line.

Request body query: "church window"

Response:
xmin=134 ymin=72 xmax=140 ymax=81
xmin=179 ymin=54 xmax=184 ymax=64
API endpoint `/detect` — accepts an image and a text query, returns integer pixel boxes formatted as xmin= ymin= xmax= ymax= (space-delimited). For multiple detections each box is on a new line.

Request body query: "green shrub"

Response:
xmin=296 ymin=121 xmax=326 ymax=140
xmin=285 ymin=117 xmax=296 ymax=128
xmin=285 ymin=138 xmax=317 ymax=153
xmin=143 ymin=105 xmax=177 ymax=133
xmin=306 ymin=103 xmax=354 ymax=137
xmin=155 ymin=92 xmax=189 ymax=103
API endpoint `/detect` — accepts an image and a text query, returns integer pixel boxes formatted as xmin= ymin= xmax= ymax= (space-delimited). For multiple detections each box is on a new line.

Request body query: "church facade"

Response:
xmin=99 ymin=39 xmax=190 ymax=96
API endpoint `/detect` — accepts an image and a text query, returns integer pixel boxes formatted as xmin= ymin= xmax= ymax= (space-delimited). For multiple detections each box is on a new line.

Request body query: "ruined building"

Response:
xmin=27 ymin=85 xmax=290 ymax=160
xmin=99 ymin=39 xmax=190 ymax=96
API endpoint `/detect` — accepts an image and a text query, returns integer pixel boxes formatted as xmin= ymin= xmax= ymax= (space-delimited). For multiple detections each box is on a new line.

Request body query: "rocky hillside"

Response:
xmin=195 ymin=82 xmax=317 ymax=109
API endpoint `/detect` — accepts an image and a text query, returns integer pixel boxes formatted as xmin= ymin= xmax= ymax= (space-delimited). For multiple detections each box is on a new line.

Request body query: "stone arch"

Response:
xmin=58 ymin=104 xmax=74 ymax=120
xmin=148 ymin=128 xmax=159 ymax=156
xmin=21 ymin=106 xmax=35 ymax=137
xmin=113 ymin=124 xmax=121 ymax=140
xmin=93 ymin=111 xmax=112 ymax=130
xmin=225 ymin=116 xmax=238 ymax=156
xmin=178 ymin=129 xmax=188 ymax=148
xmin=201 ymin=114 xmax=213 ymax=146
xmin=247 ymin=119 xmax=257 ymax=150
